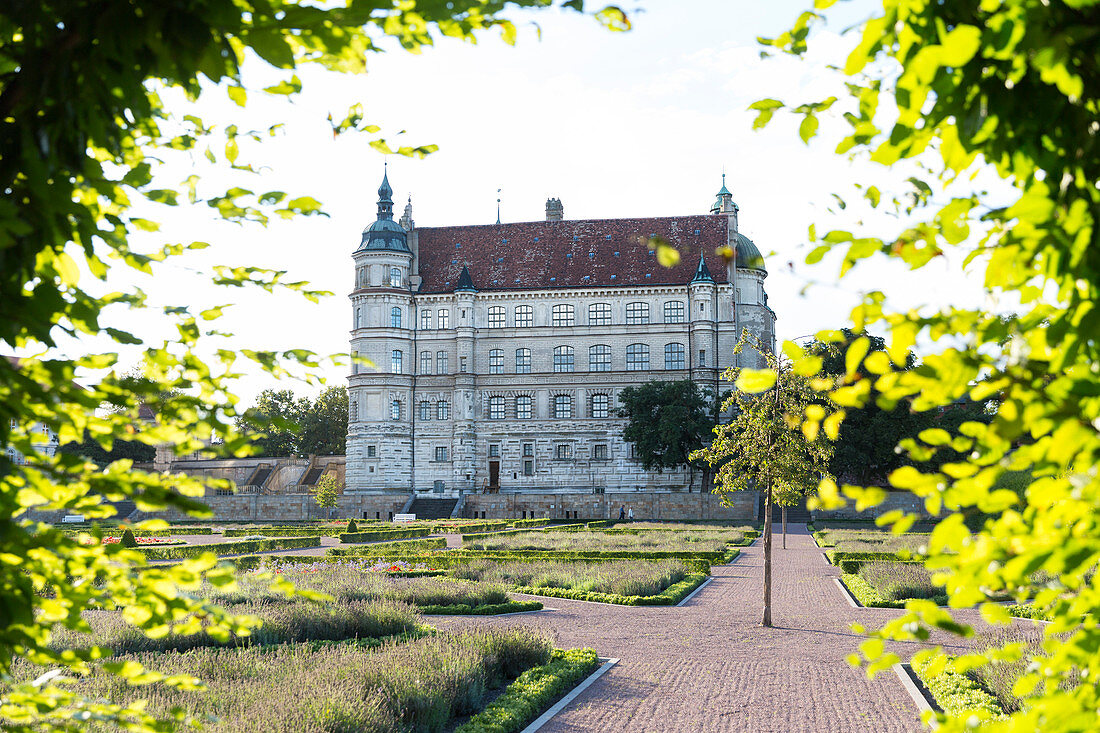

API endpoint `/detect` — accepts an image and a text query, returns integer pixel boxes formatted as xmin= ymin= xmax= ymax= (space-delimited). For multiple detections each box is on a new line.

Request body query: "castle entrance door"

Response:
xmin=488 ymin=461 xmax=500 ymax=489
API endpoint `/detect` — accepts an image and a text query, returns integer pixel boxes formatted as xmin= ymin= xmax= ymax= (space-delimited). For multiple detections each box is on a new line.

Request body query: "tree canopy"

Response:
xmin=618 ymin=379 xmax=716 ymax=487
xmin=0 ymin=1 xmax=628 ymax=728
xmin=237 ymin=385 xmax=349 ymax=457
xmin=754 ymin=0 xmax=1100 ymax=728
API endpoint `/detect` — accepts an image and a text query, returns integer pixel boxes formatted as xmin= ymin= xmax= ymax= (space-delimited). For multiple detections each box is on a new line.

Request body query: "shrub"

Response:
xmin=857 ymin=561 xmax=940 ymax=601
xmin=119 ymin=529 xmax=138 ymax=548
xmin=140 ymin=536 xmax=321 ymax=560
xmin=346 ymin=518 xmax=358 ymax=534
xmin=912 ymin=656 xmax=1006 ymax=720
xmin=328 ymin=537 xmax=447 ymax=556
xmin=339 ymin=526 xmax=432 ymax=543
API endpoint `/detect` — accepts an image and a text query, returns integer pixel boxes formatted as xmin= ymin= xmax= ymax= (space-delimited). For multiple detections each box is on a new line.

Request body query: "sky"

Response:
xmin=50 ymin=0 xmax=1001 ymax=404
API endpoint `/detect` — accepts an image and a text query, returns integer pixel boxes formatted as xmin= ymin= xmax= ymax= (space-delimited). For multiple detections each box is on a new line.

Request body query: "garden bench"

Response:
xmin=61 ymin=514 xmax=85 ymax=523
xmin=393 ymin=514 xmax=416 ymax=523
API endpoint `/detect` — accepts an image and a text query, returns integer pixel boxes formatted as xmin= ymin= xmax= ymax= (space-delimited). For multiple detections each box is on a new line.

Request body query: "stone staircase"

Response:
xmin=407 ymin=497 xmax=459 ymax=521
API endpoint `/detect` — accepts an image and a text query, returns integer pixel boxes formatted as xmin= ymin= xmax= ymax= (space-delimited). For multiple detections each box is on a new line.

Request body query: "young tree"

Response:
xmin=692 ymin=338 xmax=833 ymax=626
xmin=618 ymin=379 xmax=716 ymax=491
xmin=0 ymin=2 xmax=629 ymax=728
xmin=756 ymin=1 xmax=1100 ymax=725
xmin=313 ymin=474 xmax=340 ymax=519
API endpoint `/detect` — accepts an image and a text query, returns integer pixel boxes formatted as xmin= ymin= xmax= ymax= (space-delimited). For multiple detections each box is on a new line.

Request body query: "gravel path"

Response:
xmin=432 ymin=523 xmax=976 ymax=732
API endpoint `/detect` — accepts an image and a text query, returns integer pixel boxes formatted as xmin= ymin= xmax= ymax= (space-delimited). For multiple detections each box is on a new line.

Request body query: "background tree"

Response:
xmin=313 ymin=473 xmax=340 ymax=519
xmin=236 ymin=386 xmax=348 ymax=457
xmin=693 ymin=338 xmax=833 ymax=626
xmin=0 ymin=1 xmax=629 ymax=728
xmin=755 ymin=0 xmax=1100 ymax=726
xmin=618 ymin=379 xmax=716 ymax=491
xmin=298 ymin=386 xmax=349 ymax=456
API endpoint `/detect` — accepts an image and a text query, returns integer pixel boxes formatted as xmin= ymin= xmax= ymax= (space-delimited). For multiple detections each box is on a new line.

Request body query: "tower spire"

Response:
xmin=376 ymin=163 xmax=394 ymax=221
xmin=495 ymin=187 xmax=501 ymax=225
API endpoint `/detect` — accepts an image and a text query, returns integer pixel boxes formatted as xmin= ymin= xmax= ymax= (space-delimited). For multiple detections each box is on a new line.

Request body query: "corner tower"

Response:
xmin=347 ymin=168 xmax=416 ymax=493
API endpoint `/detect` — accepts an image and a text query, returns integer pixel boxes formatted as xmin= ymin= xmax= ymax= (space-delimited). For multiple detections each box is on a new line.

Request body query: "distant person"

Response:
xmin=628 ymin=507 xmax=634 ymax=522
xmin=619 ymin=505 xmax=625 ymax=520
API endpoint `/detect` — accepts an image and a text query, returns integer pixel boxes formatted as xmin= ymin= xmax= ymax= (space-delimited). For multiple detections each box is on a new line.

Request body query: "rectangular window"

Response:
xmin=553 ymin=394 xmax=573 ymax=419
xmin=421 ymin=309 xmax=432 ymax=330
xmin=589 ymin=344 xmax=611 ymax=372
xmin=522 ymin=442 xmax=534 ymax=457
xmin=419 ymin=401 xmax=431 ymax=420
xmin=626 ymin=302 xmax=650 ymax=325
xmin=420 ymin=351 xmax=432 ymax=375
xmin=350 ymin=401 xmax=359 ymax=422
xmin=435 ymin=446 xmax=448 ymax=461
xmin=590 ymin=393 xmax=610 ymax=418
xmin=589 ymin=302 xmax=611 ymax=325
xmin=552 ymin=304 xmax=575 ymax=327
xmin=553 ymin=346 xmax=574 ymax=373
xmin=515 ymin=348 xmax=531 ymax=374
xmin=699 ymin=349 xmax=706 ymax=367
xmin=515 ymin=395 xmax=533 ymax=420
xmin=665 ymin=342 xmax=686 ymax=370
xmin=460 ymin=356 xmax=468 ymax=373
xmin=437 ymin=401 xmax=451 ymax=420
xmin=489 ymin=444 xmax=500 ymax=457
xmin=437 ymin=351 xmax=449 ymax=374
xmin=391 ymin=350 xmax=403 ymax=374
xmin=593 ymin=444 xmax=608 ymax=460
xmin=367 ymin=445 xmax=377 ymax=457
xmin=523 ymin=460 xmax=534 ymax=476
xmin=438 ymin=309 xmax=450 ymax=329
xmin=515 ymin=305 xmax=533 ymax=327
xmin=488 ymin=349 xmax=504 ymax=374
xmin=555 ymin=443 xmax=573 ymax=460
xmin=487 ymin=306 xmax=506 ymax=328
xmin=663 ymin=301 xmax=685 ymax=323
xmin=488 ymin=396 xmax=505 ymax=420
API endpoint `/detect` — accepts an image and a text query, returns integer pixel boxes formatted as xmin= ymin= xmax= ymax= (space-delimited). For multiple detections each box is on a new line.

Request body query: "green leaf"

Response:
xmin=799 ymin=114 xmax=819 ymax=143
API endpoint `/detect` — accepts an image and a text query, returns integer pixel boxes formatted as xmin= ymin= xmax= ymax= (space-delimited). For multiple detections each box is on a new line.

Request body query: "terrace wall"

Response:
xmin=463 ymin=490 xmax=757 ymax=522
xmin=810 ymin=489 xmax=931 ymax=521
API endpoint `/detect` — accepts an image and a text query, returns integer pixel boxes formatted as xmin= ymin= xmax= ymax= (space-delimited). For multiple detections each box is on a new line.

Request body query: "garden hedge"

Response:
xmin=310 ymin=549 xmax=715 ymax=575
xmin=825 ymin=550 xmax=917 ymax=567
xmin=432 ymin=521 xmax=510 ymax=534
xmin=910 ymin=657 xmax=1005 ymax=720
xmin=419 ymin=600 xmax=544 ymax=615
xmin=338 ymin=526 xmax=432 ymax=543
xmin=327 ymin=537 xmax=447 ymax=556
xmin=60 ymin=527 xmax=213 ymax=537
xmin=839 ymin=573 xmax=947 ymax=608
xmin=455 ymin=648 xmax=600 ymax=733
xmin=140 ymin=536 xmax=321 ymax=560
xmin=453 ymin=545 xmax=734 ymax=564
xmin=508 ymin=518 xmax=552 ymax=529
xmin=227 ymin=554 xmax=446 ymax=574
xmin=224 ymin=527 xmax=346 ymax=538
xmin=461 ymin=524 xmax=584 ymax=541
xmin=509 ymin=572 xmax=710 ymax=606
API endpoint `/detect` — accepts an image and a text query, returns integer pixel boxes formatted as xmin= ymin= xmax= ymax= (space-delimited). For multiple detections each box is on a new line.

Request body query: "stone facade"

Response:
xmin=347 ymin=173 xmax=777 ymax=498
xmin=464 ymin=490 xmax=757 ymax=522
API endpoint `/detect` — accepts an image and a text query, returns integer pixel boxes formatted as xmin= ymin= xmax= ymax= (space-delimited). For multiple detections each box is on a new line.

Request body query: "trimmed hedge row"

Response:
xmin=511 ymin=572 xmax=710 ymax=606
xmin=227 ymin=554 xmax=446 ymax=574
xmin=224 ymin=527 xmax=346 ymax=538
xmin=508 ymin=518 xmax=552 ymax=529
xmin=310 ymin=549 xmax=715 ymax=575
xmin=585 ymin=520 xmax=608 ymax=529
xmin=461 ymin=524 xmax=585 ymax=541
xmin=419 ymin=600 xmax=544 ymax=616
xmin=825 ymin=550 xmax=916 ymax=566
xmin=910 ymin=658 xmax=1005 ymax=720
xmin=60 ymin=527 xmax=213 ymax=537
xmin=837 ymin=558 xmax=924 ymax=574
xmin=140 ymin=536 xmax=321 ymax=560
xmin=327 ymin=538 xmax=448 ymax=556
xmin=454 ymin=545 xmax=734 ymax=564
xmin=839 ymin=574 xmax=947 ymax=608
xmin=339 ymin=526 xmax=432 ymax=543
xmin=455 ymin=648 xmax=600 ymax=733
xmin=433 ymin=521 xmax=510 ymax=534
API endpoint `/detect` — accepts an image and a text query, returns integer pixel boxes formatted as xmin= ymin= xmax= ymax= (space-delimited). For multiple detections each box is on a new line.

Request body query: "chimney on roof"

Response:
xmin=545 ymin=197 xmax=564 ymax=222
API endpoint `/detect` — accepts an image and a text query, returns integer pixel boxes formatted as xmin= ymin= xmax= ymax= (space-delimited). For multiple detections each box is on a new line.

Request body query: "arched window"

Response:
xmin=553 ymin=346 xmax=574 ymax=373
xmin=389 ymin=267 xmax=402 ymax=287
xmin=663 ymin=301 xmax=685 ymax=323
xmin=419 ymin=401 xmax=431 ymax=420
xmin=515 ymin=395 xmax=533 ymax=420
xmin=420 ymin=351 xmax=432 ymax=375
xmin=488 ymin=396 xmax=505 ymax=420
xmin=487 ymin=306 xmax=506 ymax=328
xmin=515 ymin=348 xmax=531 ymax=374
xmin=626 ymin=343 xmax=649 ymax=371
xmin=391 ymin=350 xmax=403 ymax=374
xmin=488 ymin=349 xmax=504 ymax=374
xmin=437 ymin=401 xmax=451 ymax=420
xmin=590 ymin=393 xmax=610 ymax=418
xmin=589 ymin=344 xmax=611 ymax=372
xmin=552 ymin=394 xmax=573 ymax=419
xmin=355 ymin=307 xmax=362 ymax=328
xmin=552 ymin=303 xmax=575 ymax=327
xmin=589 ymin=302 xmax=612 ymax=326
xmin=626 ymin=302 xmax=650 ymax=324
xmin=391 ymin=307 xmax=402 ymax=328
xmin=390 ymin=400 xmax=402 ymax=420
xmin=665 ymin=342 xmax=685 ymax=370
xmin=515 ymin=305 xmax=533 ymax=327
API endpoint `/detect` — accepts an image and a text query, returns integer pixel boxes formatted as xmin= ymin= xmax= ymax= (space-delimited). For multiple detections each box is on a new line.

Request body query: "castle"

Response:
xmin=346 ymin=170 xmax=775 ymax=513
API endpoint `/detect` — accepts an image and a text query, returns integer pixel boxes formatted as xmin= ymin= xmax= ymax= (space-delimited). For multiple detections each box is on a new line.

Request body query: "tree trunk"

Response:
xmin=782 ymin=505 xmax=787 ymax=549
xmin=762 ymin=482 xmax=773 ymax=627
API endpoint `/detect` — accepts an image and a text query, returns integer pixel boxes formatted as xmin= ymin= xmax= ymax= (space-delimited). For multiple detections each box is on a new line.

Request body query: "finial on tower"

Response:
xmin=496 ymin=188 xmax=502 ymax=225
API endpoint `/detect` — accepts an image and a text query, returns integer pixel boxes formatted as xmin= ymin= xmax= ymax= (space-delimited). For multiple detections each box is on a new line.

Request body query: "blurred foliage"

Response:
xmin=0 ymin=0 xmax=627 ymax=728
xmin=751 ymin=0 xmax=1100 ymax=729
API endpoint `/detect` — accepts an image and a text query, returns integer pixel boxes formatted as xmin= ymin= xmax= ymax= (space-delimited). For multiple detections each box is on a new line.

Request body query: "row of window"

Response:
xmin=430 ymin=442 xmax=609 ymax=465
xmin=410 ymin=301 xmax=688 ymax=330
xmin=377 ymin=393 xmax=612 ymax=422
xmin=397 ymin=344 xmax=702 ymax=375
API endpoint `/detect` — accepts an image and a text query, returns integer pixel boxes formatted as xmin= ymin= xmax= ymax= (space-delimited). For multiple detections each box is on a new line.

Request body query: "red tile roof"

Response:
xmin=415 ymin=214 xmax=732 ymax=294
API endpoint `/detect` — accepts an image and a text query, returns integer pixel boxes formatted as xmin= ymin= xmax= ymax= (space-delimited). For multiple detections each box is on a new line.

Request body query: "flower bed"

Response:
xmin=100 ymin=535 xmax=184 ymax=546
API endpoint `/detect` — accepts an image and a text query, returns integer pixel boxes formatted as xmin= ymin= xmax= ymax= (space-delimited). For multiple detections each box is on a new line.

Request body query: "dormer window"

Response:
xmin=389 ymin=267 xmax=402 ymax=288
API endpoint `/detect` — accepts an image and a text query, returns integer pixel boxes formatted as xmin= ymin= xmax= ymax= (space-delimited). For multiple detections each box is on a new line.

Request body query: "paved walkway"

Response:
xmin=433 ymin=523 xmax=978 ymax=732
